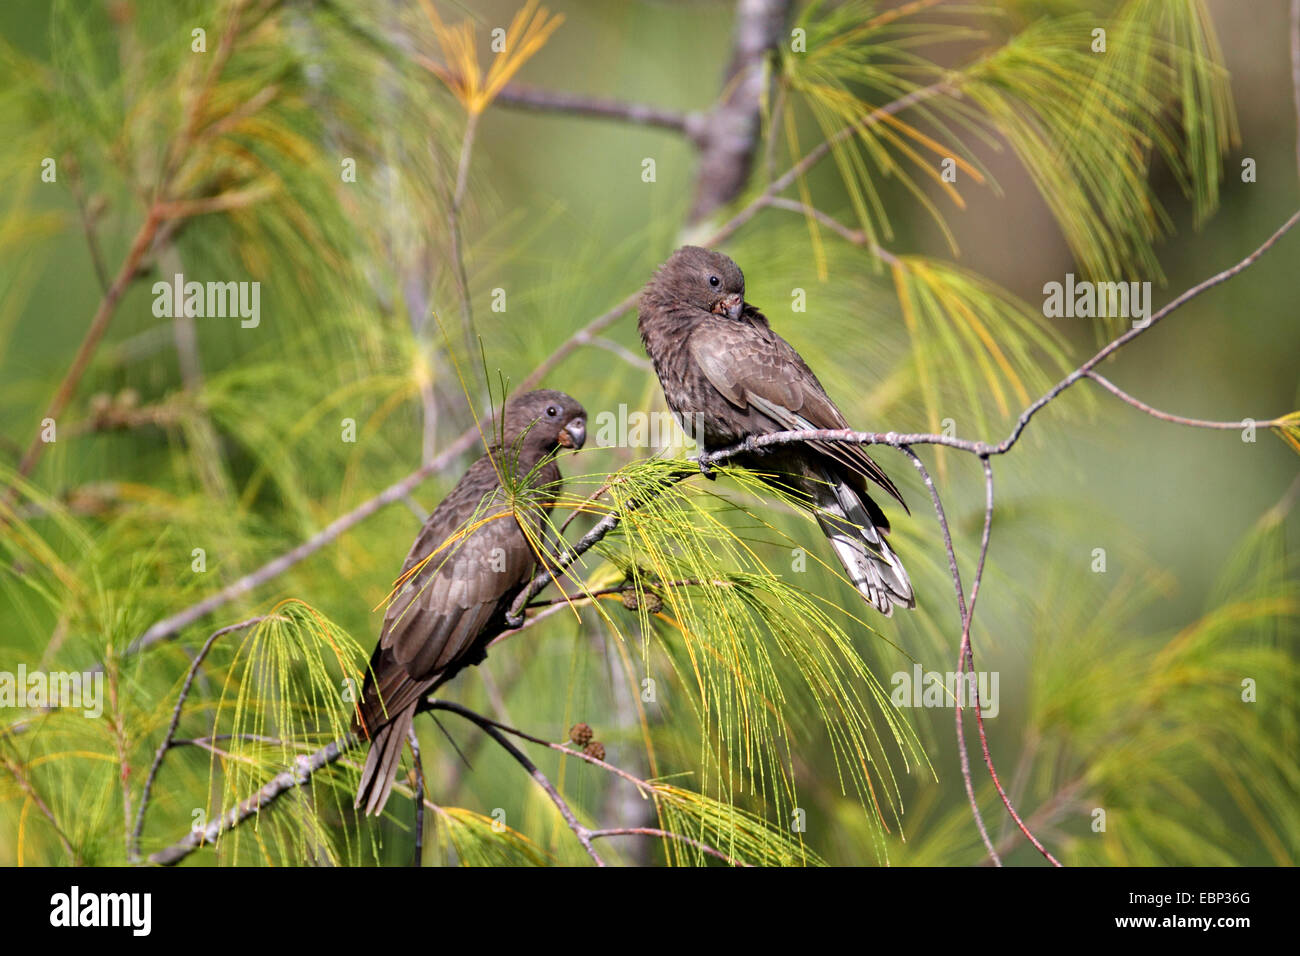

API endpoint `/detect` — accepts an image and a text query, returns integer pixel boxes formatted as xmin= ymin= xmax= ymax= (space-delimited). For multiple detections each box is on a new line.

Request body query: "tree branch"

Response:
xmin=6 ymin=0 xmax=252 ymax=495
xmin=588 ymin=827 xmax=746 ymax=867
xmin=1084 ymin=371 xmax=1285 ymax=431
xmin=491 ymin=82 xmax=706 ymax=143
xmin=148 ymin=735 xmax=353 ymax=866
xmin=130 ymin=616 xmax=265 ymax=861
xmin=428 ymin=702 xmax=605 ymax=865
xmin=8 ymin=206 xmax=163 ymax=491
xmin=897 ymin=446 xmax=1001 ymax=864
xmin=125 ymin=427 xmax=480 ymax=657
xmin=688 ymin=0 xmax=792 ymax=222
xmin=407 ymin=725 xmax=425 ymax=867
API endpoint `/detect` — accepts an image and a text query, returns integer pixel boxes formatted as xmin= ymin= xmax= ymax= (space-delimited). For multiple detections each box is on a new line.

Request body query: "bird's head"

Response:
xmin=500 ymin=389 xmax=587 ymax=456
xmin=650 ymin=246 xmax=746 ymax=320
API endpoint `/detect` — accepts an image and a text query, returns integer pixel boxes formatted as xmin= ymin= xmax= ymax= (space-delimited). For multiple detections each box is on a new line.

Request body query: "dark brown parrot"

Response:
xmin=638 ymin=246 xmax=914 ymax=615
xmin=353 ymin=389 xmax=587 ymax=815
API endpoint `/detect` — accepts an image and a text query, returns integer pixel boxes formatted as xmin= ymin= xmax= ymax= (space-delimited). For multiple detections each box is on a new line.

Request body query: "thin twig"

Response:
xmin=525 ymin=578 xmax=708 ymax=609
xmin=408 ymin=725 xmax=425 ymax=867
xmin=171 ymin=733 xmax=290 ymax=750
xmin=130 ymin=616 xmax=265 ymax=860
xmin=962 ymin=457 xmax=1061 ymax=865
xmin=588 ymin=336 xmax=654 ymax=372
xmin=0 ymin=752 xmax=78 ymax=863
xmin=430 ymin=703 xmax=605 ymax=865
xmin=993 ymin=209 xmax=1300 ymax=456
xmin=126 ymin=428 xmax=479 ymax=657
xmin=148 ymin=736 xmax=353 ymax=866
xmin=588 ymin=827 xmax=747 ymax=866
xmin=9 ymin=206 xmax=162 ymax=490
xmin=419 ymin=701 xmax=656 ymax=794
xmin=7 ymin=0 xmax=253 ymax=495
xmin=1084 ymin=372 xmax=1282 ymax=430
xmin=984 ymin=777 xmax=1087 ymax=862
xmin=490 ymin=82 xmax=706 ymax=143
xmin=64 ymin=158 xmax=110 ymax=293
xmin=955 ymin=456 xmax=1002 ymax=861
xmin=762 ymin=197 xmax=902 ymax=264
xmin=897 ymin=447 xmax=1001 ymax=864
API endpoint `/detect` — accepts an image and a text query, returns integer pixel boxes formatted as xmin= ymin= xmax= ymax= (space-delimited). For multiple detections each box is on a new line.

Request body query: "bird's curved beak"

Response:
xmin=712 ymin=293 xmax=743 ymax=321
xmin=558 ymin=416 xmax=586 ymax=449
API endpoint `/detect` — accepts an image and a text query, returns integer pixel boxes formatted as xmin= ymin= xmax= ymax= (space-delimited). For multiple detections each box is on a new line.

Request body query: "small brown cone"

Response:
xmin=569 ymin=722 xmax=593 ymax=747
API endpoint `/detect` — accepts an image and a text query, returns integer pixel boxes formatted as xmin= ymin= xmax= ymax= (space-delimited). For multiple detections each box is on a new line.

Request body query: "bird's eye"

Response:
xmin=708 ymin=275 xmax=720 ymax=288
xmin=546 ymin=405 xmax=559 ymax=418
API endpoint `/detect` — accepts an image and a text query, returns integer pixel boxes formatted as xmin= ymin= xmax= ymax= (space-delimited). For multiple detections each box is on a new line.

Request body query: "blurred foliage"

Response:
xmin=0 ymin=0 xmax=1296 ymax=867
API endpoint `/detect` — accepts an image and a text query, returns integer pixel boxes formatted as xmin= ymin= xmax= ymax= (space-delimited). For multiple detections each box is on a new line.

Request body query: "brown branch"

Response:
xmin=984 ymin=777 xmax=1088 ymax=863
xmin=151 ymin=184 xmax=276 ymax=220
xmin=171 ymin=734 xmax=291 ymax=751
xmin=897 ymin=447 xmax=1001 ymax=864
xmin=126 ymin=426 xmax=480 ymax=657
xmin=588 ymin=827 xmax=747 ymax=867
xmin=993 ymin=209 xmax=1300 ymax=456
xmin=9 ymin=205 xmax=163 ymax=490
xmin=148 ymin=735 xmax=353 ymax=866
xmin=524 ymin=578 xmax=711 ymax=609
xmin=7 ymin=0 xmax=254 ymax=496
xmin=0 ymin=751 xmax=78 ymax=864
xmin=707 ymin=78 xmax=955 ymax=245
xmin=407 ymin=725 xmax=425 ymax=867
xmin=64 ymin=156 xmax=111 ymax=293
xmin=762 ymin=197 xmax=902 ymax=265
xmin=130 ymin=616 xmax=265 ymax=861
xmin=587 ymin=336 xmax=654 ymax=372
xmin=514 ymin=291 xmax=640 ymax=392
xmin=428 ymin=702 xmax=605 ymax=865
xmin=1084 ymin=372 xmax=1284 ymax=431
xmin=688 ymin=0 xmax=793 ymax=222
xmin=422 ymin=701 xmax=742 ymax=864
xmin=491 ymin=82 xmax=706 ymax=143
xmin=962 ymin=457 xmax=1061 ymax=865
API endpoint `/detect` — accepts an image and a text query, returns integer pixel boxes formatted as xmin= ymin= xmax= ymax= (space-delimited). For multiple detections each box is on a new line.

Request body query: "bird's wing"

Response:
xmin=688 ymin=314 xmax=907 ymax=509
xmin=361 ymin=460 xmax=537 ymax=725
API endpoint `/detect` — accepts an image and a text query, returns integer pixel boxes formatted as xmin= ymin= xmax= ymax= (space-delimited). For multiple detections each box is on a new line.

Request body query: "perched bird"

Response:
xmin=353 ymin=389 xmax=587 ymax=815
xmin=638 ymin=246 xmax=914 ymax=615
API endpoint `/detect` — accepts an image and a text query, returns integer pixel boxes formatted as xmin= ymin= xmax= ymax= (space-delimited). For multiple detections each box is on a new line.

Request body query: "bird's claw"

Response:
xmin=697 ymin=452 xmax=717 ymax=480
xmin=505 ymin=612 xmax=524 ymax=629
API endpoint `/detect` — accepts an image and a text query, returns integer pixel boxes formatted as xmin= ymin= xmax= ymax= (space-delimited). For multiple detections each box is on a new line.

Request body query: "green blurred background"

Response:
xmin=0 ymin=0 xmax=1297 ymax=866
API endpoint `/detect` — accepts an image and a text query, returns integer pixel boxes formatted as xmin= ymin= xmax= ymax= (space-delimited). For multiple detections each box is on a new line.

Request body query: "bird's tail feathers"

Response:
xmin=354 ymin=705 xmax=415 ymax=817
xmin=814 ymin=471 xmax=914 ymax=616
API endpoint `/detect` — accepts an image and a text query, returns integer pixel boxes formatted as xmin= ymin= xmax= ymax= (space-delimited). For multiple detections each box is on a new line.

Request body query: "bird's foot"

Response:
xmin=697 ymin=449 xmax=717 ymax=480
